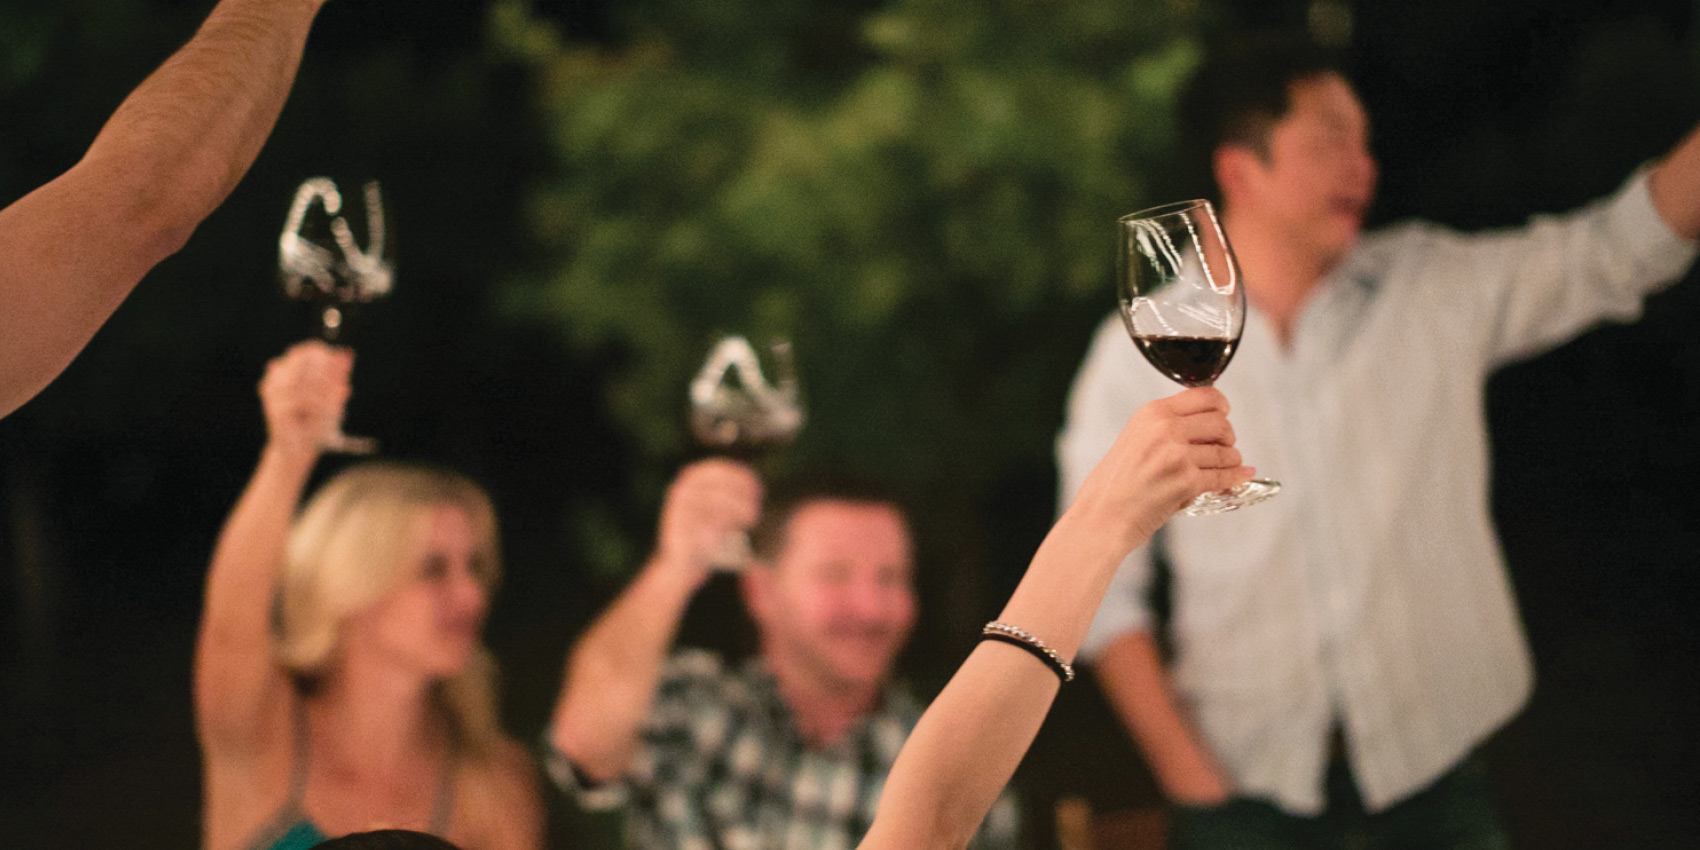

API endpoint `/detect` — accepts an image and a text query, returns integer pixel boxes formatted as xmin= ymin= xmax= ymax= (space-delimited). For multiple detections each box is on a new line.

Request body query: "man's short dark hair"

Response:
xmin=750 ymin=472 xmax=907 ymax=563
xmin=1177 ymin=32 xmax=1352 ymax=190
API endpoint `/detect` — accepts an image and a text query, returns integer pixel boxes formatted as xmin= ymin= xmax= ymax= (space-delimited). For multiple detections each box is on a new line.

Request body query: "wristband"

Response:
xmin=981 ymin=621 xmax=1074 ymax=683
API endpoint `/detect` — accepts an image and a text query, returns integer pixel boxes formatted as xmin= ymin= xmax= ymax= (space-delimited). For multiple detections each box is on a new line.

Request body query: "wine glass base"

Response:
xmin=321 ymin=432 xmax=379 ymax=455
xmin=1181 ymin=478 xmax=1280 ymax=517
xmin=709 ymin=530 xmax=754 ymax=572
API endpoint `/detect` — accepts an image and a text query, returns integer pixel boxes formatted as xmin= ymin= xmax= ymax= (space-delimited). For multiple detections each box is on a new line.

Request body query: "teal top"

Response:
xmin=242 ymin=703 xmax=456 ymax=850
xmin=257 ymin=821 xmax=328 ymax=850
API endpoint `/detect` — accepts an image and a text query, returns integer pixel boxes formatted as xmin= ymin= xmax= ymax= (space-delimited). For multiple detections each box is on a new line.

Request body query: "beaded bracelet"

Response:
xmin=981 ymin=621 xmax=1074 ymax=683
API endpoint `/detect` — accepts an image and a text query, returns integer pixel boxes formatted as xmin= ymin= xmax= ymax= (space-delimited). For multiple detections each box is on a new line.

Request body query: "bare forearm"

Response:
xmin=862 ymin=511 xmax=1132 ymax=850
xmin=1649 ymin=122 xmax=1700 ymax=241
xmin=862 ymin=649 xmax=1055 ymax=850
xmin=549 ymin=559 xmax=701 ymax=779
xmin=1093 ymin=631 xmax=1229 ymax=804
xmin=0 ymin=0 xmax=324 ymax=418
xmin=83 ymin=0 xmax=323 ymax=235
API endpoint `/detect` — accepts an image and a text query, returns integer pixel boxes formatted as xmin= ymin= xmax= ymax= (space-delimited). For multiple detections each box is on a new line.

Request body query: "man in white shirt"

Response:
xmin=1057 ymin=35 xmax=1700 ymax=849
xmin=0 ymin=0 xmax=330 ymax=420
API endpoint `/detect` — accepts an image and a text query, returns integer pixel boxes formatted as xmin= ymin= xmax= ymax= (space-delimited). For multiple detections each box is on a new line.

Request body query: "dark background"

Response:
xmin=2 ymin=0 xmax=1698 ymax=847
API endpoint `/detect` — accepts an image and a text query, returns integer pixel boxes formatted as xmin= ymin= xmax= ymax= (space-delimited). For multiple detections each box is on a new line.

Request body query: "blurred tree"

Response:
xmin=0 ymin=3 xmax=52 ymax=101
xmin=491 ymin=0 xmax=1209 ymax=616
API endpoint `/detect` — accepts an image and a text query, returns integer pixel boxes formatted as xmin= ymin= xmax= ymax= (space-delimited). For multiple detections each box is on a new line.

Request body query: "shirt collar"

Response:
xmin=738 ymin=655 xmax=920 ymax=757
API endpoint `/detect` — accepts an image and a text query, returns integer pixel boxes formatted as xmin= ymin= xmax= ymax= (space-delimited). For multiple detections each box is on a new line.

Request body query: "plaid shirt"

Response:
xmin=546 ymin=649 xmax=1021 ymax=850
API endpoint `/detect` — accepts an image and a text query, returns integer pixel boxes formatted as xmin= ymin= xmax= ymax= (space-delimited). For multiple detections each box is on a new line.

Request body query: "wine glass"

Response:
xmin=1118 ymin=199 xmax=1279 ymax=515
xmin=688 ymin=335 xmax=805 ymax=569
xmin=278 ymin=177 xmax=393 ymax=454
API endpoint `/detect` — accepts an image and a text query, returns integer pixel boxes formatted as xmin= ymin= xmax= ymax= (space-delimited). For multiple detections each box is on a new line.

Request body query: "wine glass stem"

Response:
xmin=320 ymin=306 xmax=343 ymax=342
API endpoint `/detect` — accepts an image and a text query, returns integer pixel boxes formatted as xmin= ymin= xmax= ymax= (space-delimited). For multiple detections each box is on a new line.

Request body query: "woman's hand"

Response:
xmin=1068 ymin=387 xmax=1252 ymax=552
xmin=257 ymin=340 xmax=353 ymax=459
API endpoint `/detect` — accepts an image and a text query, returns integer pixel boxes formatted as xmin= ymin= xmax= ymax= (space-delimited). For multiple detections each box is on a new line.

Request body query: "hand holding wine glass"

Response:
xmin=653 ymin=459 xmax=764 ymax=585
xmin=687 ymin=335 xmax=804 ymax=569
xmin=258 ymin=340 xmax=353 ymax=461
xmin=277 ymin=177 xmax=392 ymax=454
xmin=1118 ymin=199 xmax=1279 ymax=515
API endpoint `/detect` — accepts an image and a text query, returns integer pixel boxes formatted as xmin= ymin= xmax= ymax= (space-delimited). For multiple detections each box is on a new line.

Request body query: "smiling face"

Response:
xmin=744 ymin=500 xmax=917 ymax=695
xmin=1227 ymin=72 xmax=1379 ymax=267
xmin=341 ymin=504 xmax=491 ymax=680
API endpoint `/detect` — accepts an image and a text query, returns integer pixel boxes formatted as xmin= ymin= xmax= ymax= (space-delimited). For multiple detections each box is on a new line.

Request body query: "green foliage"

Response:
xmin=0 ymin=6 xmax=52 ymax=99
xmin=494 ymin=0 xmax=1202 ymax=579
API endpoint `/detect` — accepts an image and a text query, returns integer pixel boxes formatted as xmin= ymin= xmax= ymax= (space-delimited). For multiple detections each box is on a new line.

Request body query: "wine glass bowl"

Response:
xmin=1119 ymin=199 xmax=1244 ymax=386
xmin=689 ymin=336 xmax=804 ymax=457
xmin=280 ymin=178 xmax=392 ymax=339
xmin=1118 ymin=199 xmax=1278 ymax=515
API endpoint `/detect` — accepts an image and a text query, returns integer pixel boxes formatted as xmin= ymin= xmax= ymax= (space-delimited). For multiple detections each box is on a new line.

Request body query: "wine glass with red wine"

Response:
xmin=689 ymin=335 xmax=804 ymax=569
xmin=1118 ymin=199 xmax=1278 ymax=515
xmin=278 ymin=177 xmax=393 ymax=455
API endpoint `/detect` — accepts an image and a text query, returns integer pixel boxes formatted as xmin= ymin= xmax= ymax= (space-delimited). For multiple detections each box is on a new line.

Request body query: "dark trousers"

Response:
xmin=1169 ymin=755 xmax=1510 ymax=850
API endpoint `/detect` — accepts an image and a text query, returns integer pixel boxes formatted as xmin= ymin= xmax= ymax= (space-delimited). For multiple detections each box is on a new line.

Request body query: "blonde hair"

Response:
xmin=274 ymin=461 xmax=505 ymax=757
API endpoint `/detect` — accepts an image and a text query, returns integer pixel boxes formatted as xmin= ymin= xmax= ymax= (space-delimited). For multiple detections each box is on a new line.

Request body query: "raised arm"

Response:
xmin=858 ymin=388 xmax=1251 ymax=850
xmin=194 ymin=341 xmax=350 ymax=756
xmin=0 ymin=0 xmax=329 ymax=419
xmin=1414 ymin=120 xmax=1700 ymax=369
xmin=1648 ymin=122 xmax=1700 ymax=241
xmin=548 ymin=460 xmax=761 ymax=782
xmin=1055 ymin=319 xmax=1232 ymax=806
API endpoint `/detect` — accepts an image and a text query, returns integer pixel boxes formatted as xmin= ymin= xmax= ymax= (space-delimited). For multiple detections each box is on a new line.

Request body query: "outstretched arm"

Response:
xmin=195 ymin=341 xmax=349 ymax=757
xmin=548 ymin=460 xmax=761 ymax=782
xmin=858 ymin=388 xmax=1251 ymax=850
xmin=0 ymin=0 xmax=329 ymax=418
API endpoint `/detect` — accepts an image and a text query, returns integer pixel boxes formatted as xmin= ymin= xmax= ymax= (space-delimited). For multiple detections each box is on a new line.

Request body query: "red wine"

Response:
xmin=1134 ymin=335 xmax=1237 ymax=387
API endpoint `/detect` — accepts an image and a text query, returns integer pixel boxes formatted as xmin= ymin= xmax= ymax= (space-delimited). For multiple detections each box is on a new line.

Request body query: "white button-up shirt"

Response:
xmin=1056 ymin=173 xmax=1696 ymax=816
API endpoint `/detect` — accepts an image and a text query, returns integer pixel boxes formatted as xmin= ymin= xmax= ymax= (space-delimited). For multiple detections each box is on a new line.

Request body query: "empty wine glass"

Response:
xmin=688 ymin=335 xmax=804 ymax=569
xmin=278 ymin=177 xmax=393 ymax=454
xmin=1118 ymin=199 xmax=1278 ymax=515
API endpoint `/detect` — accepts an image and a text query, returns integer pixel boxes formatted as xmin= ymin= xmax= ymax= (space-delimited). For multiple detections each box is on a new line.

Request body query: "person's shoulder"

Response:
xmin=661 ymin=647 xmax=730 ymax=682
xmin=1346 ymin=218 xmax=1468 ymax=286
xmin=654 ymin=648 xmax=742 ymax=708
xmin=1358 ymin=218 xmax=1453 ymax=255
xmin=460 ymin=737 xmax=545 ymax=850
xmin=1084 ymin=310 xmax=1129 ymax=355
xmin=490 ymin=735 xmax=542 ymax=783
xmin=464 ymin=735 xmax=544 ymax=804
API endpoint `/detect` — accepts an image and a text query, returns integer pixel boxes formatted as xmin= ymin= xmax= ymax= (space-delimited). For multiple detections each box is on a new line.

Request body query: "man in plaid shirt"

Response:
xmin=546 ymin=461 xmax=1021 ymax=850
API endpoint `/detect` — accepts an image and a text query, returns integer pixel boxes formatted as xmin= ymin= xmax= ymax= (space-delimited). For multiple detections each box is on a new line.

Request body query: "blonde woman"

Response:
xmin=195 ymin=341 xmax=541 ymax=850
